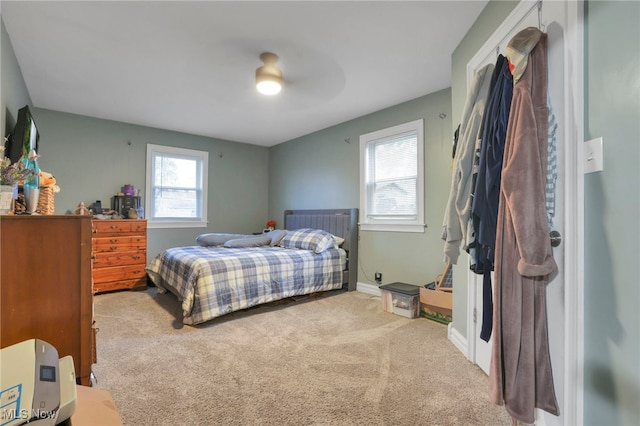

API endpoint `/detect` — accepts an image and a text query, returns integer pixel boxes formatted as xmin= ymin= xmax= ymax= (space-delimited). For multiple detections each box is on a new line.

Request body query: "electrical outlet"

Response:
xmin=375 ymin=272 xmax=382 ymax=283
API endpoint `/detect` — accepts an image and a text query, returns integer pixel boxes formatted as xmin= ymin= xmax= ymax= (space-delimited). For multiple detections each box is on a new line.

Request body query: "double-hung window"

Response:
xmin=359 ymin=119 xmax=425 ymax=232
xmin=145 ymin=144 xmax=208 ymax=228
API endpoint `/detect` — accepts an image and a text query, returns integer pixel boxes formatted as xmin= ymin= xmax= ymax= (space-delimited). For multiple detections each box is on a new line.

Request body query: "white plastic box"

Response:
xmin=380 ymin=282 xmax=421 ymax=319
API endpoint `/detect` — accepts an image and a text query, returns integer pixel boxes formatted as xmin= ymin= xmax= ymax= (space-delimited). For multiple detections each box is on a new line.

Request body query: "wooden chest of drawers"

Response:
xmin=1 ymin=216 xmax=94 ymax=386
xmin=92 ymin=219 xmax=147 ymax=293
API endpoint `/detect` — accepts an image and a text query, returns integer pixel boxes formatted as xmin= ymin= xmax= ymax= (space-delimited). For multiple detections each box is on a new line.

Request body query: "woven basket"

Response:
xmin=14 ymin=186 xmax=56 ymax=215
xmin=37 ymin=186 xmax=55 ymax=215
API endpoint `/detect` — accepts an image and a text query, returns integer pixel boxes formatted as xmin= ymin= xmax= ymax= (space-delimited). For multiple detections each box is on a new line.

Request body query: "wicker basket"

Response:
xmin=37 ymin=186 xmax=55 ymax=215
xmin=14 ymin=186 xmax=56 ymax=215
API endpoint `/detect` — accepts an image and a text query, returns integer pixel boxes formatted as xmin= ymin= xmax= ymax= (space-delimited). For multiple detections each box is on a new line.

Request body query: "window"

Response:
xmin=145 ymin=144 xmax=208 ymax=229
xmin=359 ymin=119 xmax=425 ymax=232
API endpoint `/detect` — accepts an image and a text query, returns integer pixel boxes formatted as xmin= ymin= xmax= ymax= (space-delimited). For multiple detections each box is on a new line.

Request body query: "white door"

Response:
xmin=465 ymin=1 xmax=583 ymax=425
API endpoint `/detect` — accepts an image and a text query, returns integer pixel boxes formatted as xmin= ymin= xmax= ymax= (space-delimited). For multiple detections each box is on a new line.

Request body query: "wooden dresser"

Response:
xmin=0 ymin=215 xmax=94 ymax=386
xmin=91 ymin=219 xmax=147 ymax=293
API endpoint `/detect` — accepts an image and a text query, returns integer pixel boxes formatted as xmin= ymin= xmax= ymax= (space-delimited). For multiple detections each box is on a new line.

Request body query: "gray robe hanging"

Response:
xmin=488 ymin=29 xmax=559 ymax=424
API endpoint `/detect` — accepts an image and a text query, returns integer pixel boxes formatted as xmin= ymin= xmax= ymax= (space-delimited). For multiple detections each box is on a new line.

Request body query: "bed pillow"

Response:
xmin=280 ymin=228 xmax=339 ymax=253
xmin=333 ymin=236 xmax=345 ymax=247
xmin=263 ymin=229 xmax=287 ymax=246
xmin=196 ymin=233 xmax=249 ymax=247
xmin=223 ymin=235 xmax=272 ymax=248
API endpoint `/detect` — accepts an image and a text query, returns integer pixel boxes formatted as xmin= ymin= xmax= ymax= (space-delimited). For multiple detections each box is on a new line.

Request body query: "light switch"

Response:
xmin=584 ymin=137 xmax=603 ymax=173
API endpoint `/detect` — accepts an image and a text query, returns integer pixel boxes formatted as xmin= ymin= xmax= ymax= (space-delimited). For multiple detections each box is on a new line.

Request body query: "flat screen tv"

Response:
xmin=6 ymin=105 xmax=39 ymax=164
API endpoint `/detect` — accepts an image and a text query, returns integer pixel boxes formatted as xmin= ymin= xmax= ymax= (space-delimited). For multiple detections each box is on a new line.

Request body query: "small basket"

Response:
xmin=37 ymin=186 xmax=55 ymax=215
xmin=14 ymin=186 xmax=56 ymax=215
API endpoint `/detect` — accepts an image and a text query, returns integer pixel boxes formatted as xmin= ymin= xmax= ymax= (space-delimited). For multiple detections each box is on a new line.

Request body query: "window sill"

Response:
xmin=359 ymin=223 xmax=426 ymax=233
xmin=147 ymin=220 xmax=208 ymax=229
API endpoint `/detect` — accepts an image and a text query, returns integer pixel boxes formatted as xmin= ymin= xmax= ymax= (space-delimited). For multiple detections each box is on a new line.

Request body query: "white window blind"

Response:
xmin=360 ymin=119 xmax=425 ymax=232
xmin=145 ymin=144 xmax=208 ymax=228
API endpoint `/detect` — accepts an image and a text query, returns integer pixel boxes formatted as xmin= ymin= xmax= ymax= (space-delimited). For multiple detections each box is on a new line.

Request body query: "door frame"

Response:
xmin=463 ymin=1 xmax=584 ymax=424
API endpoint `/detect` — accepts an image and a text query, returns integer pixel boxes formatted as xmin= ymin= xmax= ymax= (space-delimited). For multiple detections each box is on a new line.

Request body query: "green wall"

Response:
xmin=269 ymin=89 xmax=454 ymax=287
xmin=32 ymin=108 xmax=270 ymax=260
xmin=583 ymin=1 xmax=640 ymax=424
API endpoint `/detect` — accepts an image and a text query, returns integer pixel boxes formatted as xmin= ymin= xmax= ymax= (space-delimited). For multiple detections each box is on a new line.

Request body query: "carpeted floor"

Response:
xmin=92 ymin=287 xmax=510 ymax=425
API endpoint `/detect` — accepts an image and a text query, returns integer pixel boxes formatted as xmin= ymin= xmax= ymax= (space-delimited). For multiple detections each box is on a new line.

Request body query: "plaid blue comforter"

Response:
xmin=146 ymin=245 xmax=346 ymax=325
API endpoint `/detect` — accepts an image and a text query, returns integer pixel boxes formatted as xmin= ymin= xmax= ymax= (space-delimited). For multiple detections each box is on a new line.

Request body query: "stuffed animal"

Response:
xmin=40 ymin=170 xmax=55 ymax=186
xmin=39 ymin=170 xmax=60 ymax=193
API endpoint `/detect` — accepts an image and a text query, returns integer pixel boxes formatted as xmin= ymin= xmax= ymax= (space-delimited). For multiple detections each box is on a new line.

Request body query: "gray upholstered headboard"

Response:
xmin=284 ymin=208 xmax=358 ymax=292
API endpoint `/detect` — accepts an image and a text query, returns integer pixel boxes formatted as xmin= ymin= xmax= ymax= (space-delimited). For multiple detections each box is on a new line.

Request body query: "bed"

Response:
xmin=146 ymin=208 xmax=359 ymax=325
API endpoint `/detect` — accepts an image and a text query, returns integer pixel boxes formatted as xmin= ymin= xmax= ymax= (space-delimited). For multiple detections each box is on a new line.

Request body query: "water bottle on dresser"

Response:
xmin=24 ymin=149 xmax=40 ymax=214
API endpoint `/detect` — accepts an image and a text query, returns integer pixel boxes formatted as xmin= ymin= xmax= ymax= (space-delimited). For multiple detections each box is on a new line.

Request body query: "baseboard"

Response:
xmin=356 ymin=281 xmax=381 ymax=296
xmin=448 ymin=323 xmax=468 ymax=359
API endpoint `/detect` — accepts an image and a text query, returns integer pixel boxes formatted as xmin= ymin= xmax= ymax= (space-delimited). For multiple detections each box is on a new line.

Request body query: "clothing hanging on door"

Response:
xmin=441 ymin=63 xmax=494 ymax=265
xmin=469 ymin=53 xmax=513 ymax=341
xmin=488 ymin=27 xmax=559 ymax=424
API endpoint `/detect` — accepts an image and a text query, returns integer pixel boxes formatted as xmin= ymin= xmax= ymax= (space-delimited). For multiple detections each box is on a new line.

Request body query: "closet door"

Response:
xmin=465 ymin=1 xmax=583 ymax=425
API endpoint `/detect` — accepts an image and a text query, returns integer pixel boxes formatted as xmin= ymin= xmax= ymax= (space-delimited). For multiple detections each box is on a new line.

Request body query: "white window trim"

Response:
xmin=359 ymin=119 xmax=425 ymax=233
xmin=145 ymin=144 xmax=208 ymax=229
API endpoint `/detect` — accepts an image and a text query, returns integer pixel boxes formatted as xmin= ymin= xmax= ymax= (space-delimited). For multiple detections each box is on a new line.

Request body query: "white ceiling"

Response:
xmin=2 ymin=1 xmax=487 ymax=147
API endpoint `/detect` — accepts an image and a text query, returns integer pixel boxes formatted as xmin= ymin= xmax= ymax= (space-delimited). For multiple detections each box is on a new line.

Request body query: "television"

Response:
xmin=5 ymin=105 xmax=39 ymax=164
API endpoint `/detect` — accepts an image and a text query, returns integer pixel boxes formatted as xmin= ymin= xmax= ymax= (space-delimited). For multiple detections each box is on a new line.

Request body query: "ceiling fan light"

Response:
xmin=256 ymin=79 xmax=282 ymax=95
xmin=256 ymin=52 xmax=283 ymax=95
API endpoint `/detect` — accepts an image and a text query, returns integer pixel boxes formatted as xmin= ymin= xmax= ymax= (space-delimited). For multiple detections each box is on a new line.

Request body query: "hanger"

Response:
xmin=538 ymin=0 xmax=546 ymax=31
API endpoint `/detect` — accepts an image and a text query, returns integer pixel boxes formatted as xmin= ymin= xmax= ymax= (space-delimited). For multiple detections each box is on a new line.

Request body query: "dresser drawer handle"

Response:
xmin=109 ymin=239 xmax=118 ymax=243
xmin=109 ymin=246 xmax=117 ymax=251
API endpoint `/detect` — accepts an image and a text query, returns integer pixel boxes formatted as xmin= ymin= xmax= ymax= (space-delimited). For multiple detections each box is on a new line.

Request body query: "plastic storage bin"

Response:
xmin=379 ymin=282 xmax=421 ymax=319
